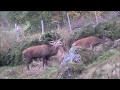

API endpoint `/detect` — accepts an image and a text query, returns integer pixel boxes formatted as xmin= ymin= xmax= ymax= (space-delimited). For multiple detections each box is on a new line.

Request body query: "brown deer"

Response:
xmin=72 ymin=36 xmax=113 ymax=49
xmin=22 ymin=40 xmax=63 ymax=70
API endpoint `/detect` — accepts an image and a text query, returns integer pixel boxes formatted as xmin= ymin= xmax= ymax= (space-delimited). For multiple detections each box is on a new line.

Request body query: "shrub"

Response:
xmin=67 ymin=17 xmax=120 ymax=48
xmin=77 ymin=47 xmax=100 ymax=65
xmin=40 ymin=32 xmax=61 ymax=41
xmin=59 ymin=63 xmax=85 ymax=79
xmin=94 ymin=22 xmax=107 ymax=38
xmin=95 ymin=17 xmax=120 ymax=40
xmin=0 ymin=32 xmax=62 ymax=66
xmin=67 ymin=25 xmax=96 ymax=48
xmin=104 ymin=21 xmax=120 ymax=40
xmin=0 ymin=38 xmax=50 ymax=66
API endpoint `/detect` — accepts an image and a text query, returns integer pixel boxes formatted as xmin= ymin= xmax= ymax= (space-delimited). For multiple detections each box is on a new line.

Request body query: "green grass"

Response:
xmin=0 ymin=49 xmax=119 ymax=79
xmin=0 ymin=63 xmax=60 ymax=79
xmin=79 ymin=49 xmax=120 ymax=79
xmin=92 ymin=70 xmax=106 ymax=79
xmin=43 ymin=64 xmax=59 ymax=79
xmin=88 ymin=50 xmax=115 ymax=67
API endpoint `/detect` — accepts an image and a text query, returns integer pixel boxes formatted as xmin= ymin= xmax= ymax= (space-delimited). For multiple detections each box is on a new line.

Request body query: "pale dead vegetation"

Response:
xmin=1 ymin=30 xmax=16 ymax=52
xmin=79 ymin=50 xmax=120 ymax=79
xmin=0 ymin=49 xmax=61 ymax=78
xmin=56 ymin=29 xmax=73 ymax=39
xmin=20 ymin=61 xmax=56 ymax=79
xmin=0 ymin=49 xmax=119 ymax=79
xmin=0 ymin=60 xmax=59 ymax=79
xmin=0 ymin=26 xmax=41 ymax=53
xmin=1 ymin=24 xmax=120 ymax=79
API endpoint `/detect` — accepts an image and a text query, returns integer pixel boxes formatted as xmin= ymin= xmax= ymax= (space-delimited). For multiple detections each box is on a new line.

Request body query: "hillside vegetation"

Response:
xmin=0 ymin=11 xmax=120 ymax=79
xmin=0 ymin=49 xmax=119 ymax=79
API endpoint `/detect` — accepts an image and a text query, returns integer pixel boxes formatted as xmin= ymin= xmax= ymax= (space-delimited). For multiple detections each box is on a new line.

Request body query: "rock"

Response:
xmin=60 ymin=46 xmax=81 ymax=67
xmin=59 ymin=46 xmax=103 ymax=79
xmin=60 ymin=67 xmax=75 ymax=79
xmin=59 ymin=63 xmax=85 ymax=79
xmin=112 ymin=39 xmax=120 ymax=49
xmin=58 ymin=46 xmax=85 ymax=79
xmin=58 ymin=46 xmax=96 ymax=79
xmin=60 ymin=46 xmax=99 ymax=67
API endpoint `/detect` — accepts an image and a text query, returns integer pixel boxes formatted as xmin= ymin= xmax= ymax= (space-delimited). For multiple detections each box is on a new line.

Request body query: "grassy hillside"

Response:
xmin=0 ymin=11 xmax=120 ymax=79
xmin=0 ymin=49 xmax=119 ymax=79
xmin=79 ymin=49 xmax=120 ymax=79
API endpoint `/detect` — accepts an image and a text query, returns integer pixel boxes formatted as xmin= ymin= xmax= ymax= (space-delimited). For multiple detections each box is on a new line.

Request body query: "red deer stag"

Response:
xmin=22 ymin=40 xmax=63 ymax=70
xmin=72 ymin=36 xmax=113 ymax=49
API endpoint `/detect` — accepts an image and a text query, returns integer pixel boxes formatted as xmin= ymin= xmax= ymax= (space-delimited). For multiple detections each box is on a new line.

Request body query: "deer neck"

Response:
xmin=49 ymin=45 xmax=60 ymax=56
xmin=54 ymin=46 xmax=60 ymax=54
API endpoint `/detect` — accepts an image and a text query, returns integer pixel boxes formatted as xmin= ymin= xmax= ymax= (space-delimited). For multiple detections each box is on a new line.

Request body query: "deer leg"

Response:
xmin=42 ymin=56 xmax=49 ymax=68
xmin=34 ymin=58 xmax=37 ymax=61
xmin=27 ymin=65 xmax=30 ymax=70
xmin=26 ymin=58 xmax=33 ymax=70
xmin=45 ymin=59 xmax=47 ymax=66
xmin=43 ymin=58 xmax=46 ymax=68
xmin=45 ymin=57 xmax=49 ymax=66
xmin=89 ymin=43 xmax=94 ymax=49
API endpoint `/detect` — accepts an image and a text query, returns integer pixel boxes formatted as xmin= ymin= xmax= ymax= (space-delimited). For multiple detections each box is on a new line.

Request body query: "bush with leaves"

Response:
xmin=0 ymin=39 xmax=49 ymax=66
xmin=40 ymin=32 xmax=61 ymax=41
xmin=95 ymin=16 xmax=120 ymax=40
xmin=104 ymin=21 xmax=120 ymax=40
xmin=77 ymin=47 xmax=101 ymax=65
xmin=67 ymin=17 xmax=120 ymax=48
xmin=0 ymin=32 xmax=61 ymax=66
xmin=67 ymin=25 xmax=96 ymax=48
